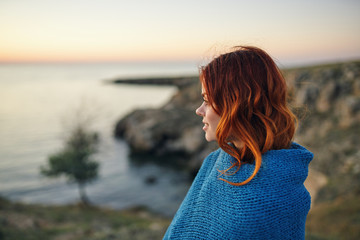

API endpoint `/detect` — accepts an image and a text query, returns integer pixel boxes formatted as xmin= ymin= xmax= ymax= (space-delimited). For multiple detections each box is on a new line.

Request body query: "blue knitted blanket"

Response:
xmin=164 ymin=142 xmax=313 ymax=240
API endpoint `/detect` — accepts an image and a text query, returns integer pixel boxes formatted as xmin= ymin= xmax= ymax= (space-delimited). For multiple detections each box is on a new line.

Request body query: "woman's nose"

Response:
xmin=196 ymin=104 xmax=205 ymax=116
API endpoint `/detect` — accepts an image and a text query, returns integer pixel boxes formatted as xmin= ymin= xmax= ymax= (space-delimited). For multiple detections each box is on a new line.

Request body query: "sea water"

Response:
xmin=0 ymin=61 xmax=198 ymax=217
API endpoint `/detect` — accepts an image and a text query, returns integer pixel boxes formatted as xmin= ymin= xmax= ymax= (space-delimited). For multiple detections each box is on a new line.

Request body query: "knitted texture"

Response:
xmin=163 ymin=142 xmax=313 ymax=240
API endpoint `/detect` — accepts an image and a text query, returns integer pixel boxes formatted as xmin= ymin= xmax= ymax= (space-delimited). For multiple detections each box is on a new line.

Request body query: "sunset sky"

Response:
xmin=1 ymin=0 xmax=359 ymax=66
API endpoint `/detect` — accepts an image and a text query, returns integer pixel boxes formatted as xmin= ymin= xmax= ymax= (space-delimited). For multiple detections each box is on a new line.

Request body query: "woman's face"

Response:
xmin=195 ymin=87 xmax=221 ymax=142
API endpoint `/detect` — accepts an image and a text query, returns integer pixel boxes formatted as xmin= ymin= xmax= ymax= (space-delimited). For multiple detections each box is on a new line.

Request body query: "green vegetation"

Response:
xmin=0 ymin=196 xmax=170 ymax=240
xmin=40 ymin=125 xmax=100 ymax=205
xmin=306 ymin=195 xmax=360 ymax=240
xmin=1 ymin=194 xmax=359 ymax=240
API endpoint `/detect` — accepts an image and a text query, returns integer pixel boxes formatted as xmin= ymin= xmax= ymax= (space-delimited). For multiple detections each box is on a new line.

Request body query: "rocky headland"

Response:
xmin=114 ymin=60 xmax=360 ymax=205
xmin=108 ymin=76 xmax=198 ymax=88
xmin=114 ymin=76 xmax=218 ymax=173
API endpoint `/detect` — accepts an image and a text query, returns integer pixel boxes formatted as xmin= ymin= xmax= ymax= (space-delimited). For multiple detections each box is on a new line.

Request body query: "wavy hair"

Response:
xmin=200 ymin=46 xmax=296 ymax=186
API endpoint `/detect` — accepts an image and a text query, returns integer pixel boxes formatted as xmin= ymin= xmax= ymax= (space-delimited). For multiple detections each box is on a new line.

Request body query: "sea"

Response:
xmin=0 ymin=61 xmax=200 ymax=217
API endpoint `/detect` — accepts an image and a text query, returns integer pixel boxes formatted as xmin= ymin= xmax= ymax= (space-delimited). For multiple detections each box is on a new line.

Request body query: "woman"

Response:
xmin=163 ymin=46 xmax=313 ymax=239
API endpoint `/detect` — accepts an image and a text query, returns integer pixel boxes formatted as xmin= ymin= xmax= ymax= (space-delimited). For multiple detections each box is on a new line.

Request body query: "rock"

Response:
xmin=115 ymin=107 xmax=203 ymax=155
xmin=304 ymin=169 xmax=328 ymax=206
xmin=337 ymin=96 xmax=360 ymax=127
xmin=114 ymin=81 xmax=219 ymax=171
xmin=145 ymin=176 xmax=157 ymax=184
xmin=295 ymin=83 xmax=319 ymax=107
xmin=109 ymin=76 xmax=198 ymax=88
xmin=316 ymin=81 xmax=339 ymax=112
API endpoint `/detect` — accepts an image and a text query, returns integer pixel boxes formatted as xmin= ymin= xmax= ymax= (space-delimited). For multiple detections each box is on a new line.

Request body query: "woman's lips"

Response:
xmin=202 ymin=122 xmax=209 ymax=131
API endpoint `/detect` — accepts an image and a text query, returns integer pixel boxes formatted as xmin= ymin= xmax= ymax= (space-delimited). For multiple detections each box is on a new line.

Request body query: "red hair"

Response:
xmin=200 ymin=46 xmax=296 ymax=185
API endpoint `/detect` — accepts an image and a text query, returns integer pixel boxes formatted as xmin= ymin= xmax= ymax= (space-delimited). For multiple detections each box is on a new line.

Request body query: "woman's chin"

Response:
xmin=205 ymin=134 xmax=216 ymax=142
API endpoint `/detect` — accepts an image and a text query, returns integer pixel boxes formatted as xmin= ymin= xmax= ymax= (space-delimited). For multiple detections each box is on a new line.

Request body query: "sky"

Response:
xmin=0 ymin=0 xmax=359 ymax=66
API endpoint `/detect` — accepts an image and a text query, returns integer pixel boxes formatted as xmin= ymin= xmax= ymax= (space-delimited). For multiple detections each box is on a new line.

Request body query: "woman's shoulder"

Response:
xmin=261 ymin=142 xmax=313 ymax=174
xmin=217 ymin=142 xmax=313 ymax=186
xmin=202 ymin=147 xmax=222 ymax=166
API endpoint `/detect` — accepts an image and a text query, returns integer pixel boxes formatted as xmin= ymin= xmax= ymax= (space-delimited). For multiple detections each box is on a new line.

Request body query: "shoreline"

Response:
xmin=105 ymin=75 xmax=198 ymax=88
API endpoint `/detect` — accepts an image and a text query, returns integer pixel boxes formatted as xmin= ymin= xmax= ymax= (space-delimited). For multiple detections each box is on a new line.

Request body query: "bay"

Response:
xmin=0 ymin=61 xmax=198 ymax=217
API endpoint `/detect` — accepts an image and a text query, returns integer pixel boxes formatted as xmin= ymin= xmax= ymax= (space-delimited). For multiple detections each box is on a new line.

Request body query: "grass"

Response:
xmin=0 ymin=197 xmax=170 ymax=240
xmin=1 ymin=194 xmax=359 ymax=239
xmin=306 ymin=195 xmax=360 ymax=240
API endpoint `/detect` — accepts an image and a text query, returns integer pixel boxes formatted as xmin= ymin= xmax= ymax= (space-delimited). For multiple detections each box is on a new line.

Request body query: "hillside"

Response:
xmin=283 ymin=61 xmax=360 ymax=201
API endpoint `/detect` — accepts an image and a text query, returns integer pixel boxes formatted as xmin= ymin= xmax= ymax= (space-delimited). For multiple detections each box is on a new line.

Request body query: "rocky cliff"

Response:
xmin=115 ymin=60 xmax=360 ymax=202
xmin=115 ymin=78 xmax=218 ymax=172
xmin=284 ymin=61 xmax=360 ymax=202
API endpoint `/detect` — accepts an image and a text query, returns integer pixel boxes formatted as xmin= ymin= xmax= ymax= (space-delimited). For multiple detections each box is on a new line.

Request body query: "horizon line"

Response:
xmin=1 ymin=57 xmax=360 ymax=69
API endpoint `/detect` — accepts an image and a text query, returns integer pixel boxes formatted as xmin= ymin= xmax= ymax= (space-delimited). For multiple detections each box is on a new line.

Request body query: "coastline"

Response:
xmin=1 ymin=60 xmax=359 ymax=239
xmin=106 ymin=75 xmax=198 ymax=88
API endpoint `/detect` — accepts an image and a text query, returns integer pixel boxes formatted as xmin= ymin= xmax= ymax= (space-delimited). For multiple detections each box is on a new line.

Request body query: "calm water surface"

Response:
xmin=0 ymin=62 xmax=198 ymax=216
